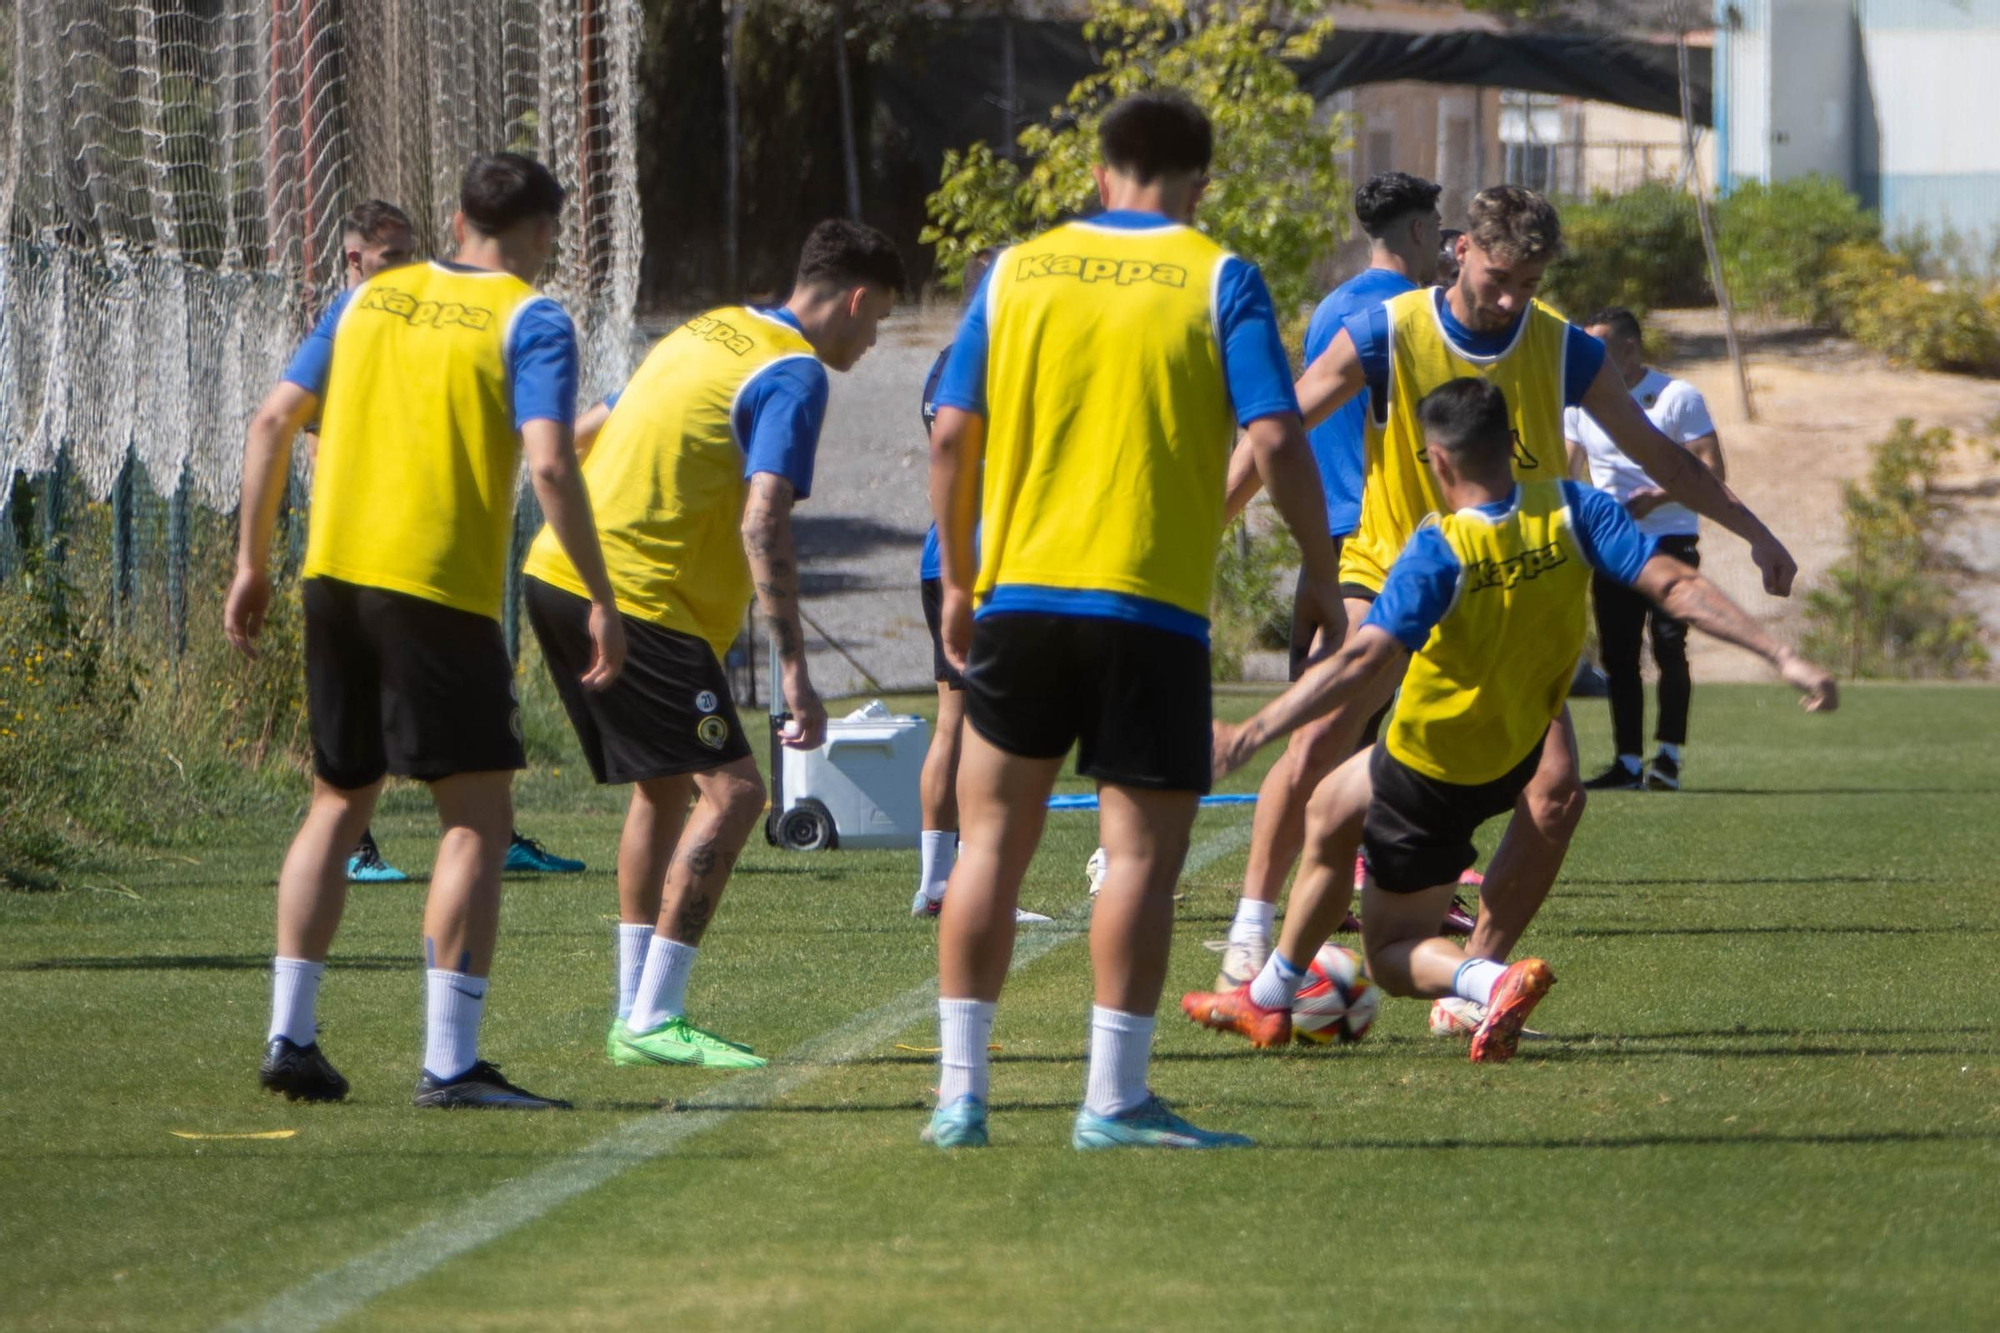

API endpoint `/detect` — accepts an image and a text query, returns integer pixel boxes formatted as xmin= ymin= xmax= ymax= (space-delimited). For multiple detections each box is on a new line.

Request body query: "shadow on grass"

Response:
xmin=1562 ymin=874 xmax=1919 ymax=886
xmin=1558 ymin=1023 xmax=1995 ymax=1042
xmin=1269 ymin=1127 xmax=2000 ymax=1152
xmin=8 ymin=953 xmax=411 ymax=972
xmin=837 ymin=1048 xmax=1348 ymax=1067
xmin=586 ymin=1096 xmax=1320 ymax=1115
xmin=1678 ymin=787 xmax=2000 ymax=796
xmin=1560 ymin=924 xmax=1982 ymax=938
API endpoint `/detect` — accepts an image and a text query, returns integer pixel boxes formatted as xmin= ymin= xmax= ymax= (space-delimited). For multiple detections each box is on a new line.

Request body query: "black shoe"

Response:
xmin=260 ymin=1037 xmax=350 ymax=1102
xmin=1644 ymin=754 xmax=1681 ymax=791
xmin=413 ymin=1059 xmax=571 ymax=1111
xmin=1582 ymin=761 xmax=1644 ymax=791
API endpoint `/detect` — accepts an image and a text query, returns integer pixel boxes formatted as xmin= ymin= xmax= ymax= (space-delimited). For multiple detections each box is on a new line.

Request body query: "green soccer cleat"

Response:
xmin=919 ymin=1096 xmax=989 ymax=1149
xmin=606 ymin=1018 xmax=627 ymax=1062
xmin=1071 ymin=1093 xmax=1254 ymax=1151
xmin=614 ymin=1016 xmax=768 ymax=1069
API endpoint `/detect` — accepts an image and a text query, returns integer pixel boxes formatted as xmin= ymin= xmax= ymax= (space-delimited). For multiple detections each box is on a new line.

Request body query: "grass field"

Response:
xmin=3 ymin=683 xmax=1997 ymax=1332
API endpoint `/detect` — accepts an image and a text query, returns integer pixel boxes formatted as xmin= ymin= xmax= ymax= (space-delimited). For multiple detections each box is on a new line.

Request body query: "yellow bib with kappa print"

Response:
xmin=523 ymin=306 xmax=818 ymax=662
xmin=1386 ymin=482 xmax=1593 ymax=785
xmin=1343 ymin=289 xmax=1571 ymax=595
xmin=305 ymin=262 xmax=549 ymax=620
xmin=976 ymin=220 xmax=1238 ymax=626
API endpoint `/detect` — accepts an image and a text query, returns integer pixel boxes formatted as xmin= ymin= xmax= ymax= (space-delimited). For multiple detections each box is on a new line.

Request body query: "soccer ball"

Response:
xmin=1291 ymin=943 xmax=1380 ymax=1045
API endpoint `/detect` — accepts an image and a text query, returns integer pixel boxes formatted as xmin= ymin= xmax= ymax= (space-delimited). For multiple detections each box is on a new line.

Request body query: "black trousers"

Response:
xmin=1593 ymin=534 xmax=1699 ymax=757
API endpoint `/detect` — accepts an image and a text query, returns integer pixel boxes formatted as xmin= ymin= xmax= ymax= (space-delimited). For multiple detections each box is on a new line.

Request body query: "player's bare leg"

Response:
xmin=938 ymin=727 xmax=1061 ymax=1002
xmin=912 ymin=682 xmax=965 ymax=915
xmin=1089 ymin=783 xmax=1198 ymax=1014
xmin=422 ymin=771 xmax=514 ymax=979
xmin=1360 ymin=880 xmax=1554 ymax=1065
xmin=607 ymin=774 xmax=692 ymax=1036
xmin=1466 ymin=709 xmax=1585 ymax=963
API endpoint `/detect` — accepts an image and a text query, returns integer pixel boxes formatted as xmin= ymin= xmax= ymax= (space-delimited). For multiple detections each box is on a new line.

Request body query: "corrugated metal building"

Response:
xmin=1717 ymin=0 xmax=2000 ymax=248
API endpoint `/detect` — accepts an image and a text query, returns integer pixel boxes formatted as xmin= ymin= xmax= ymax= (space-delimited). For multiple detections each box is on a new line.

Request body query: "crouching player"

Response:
xmin=1184 ymin=379 xmax=1836 ymax=1061
xmin=523 ymin=219 xmax=904 ymax=1068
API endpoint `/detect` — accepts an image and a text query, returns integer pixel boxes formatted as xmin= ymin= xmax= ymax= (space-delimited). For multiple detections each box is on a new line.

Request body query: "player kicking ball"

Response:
xmin=1183 ymin=380 xmax=1835 ymax=1060
xmin=523 ymin=220 xmax=903 ymax=1070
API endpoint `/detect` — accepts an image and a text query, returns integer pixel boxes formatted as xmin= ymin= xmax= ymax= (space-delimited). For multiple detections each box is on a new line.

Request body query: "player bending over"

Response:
xmin=1184 ymin=379 xmax=1835 ymax=1060
xmin=523 ymin=220 xmax=902 ymax=1069
xmin=229 ymin=153 xmax=625 ymax=1110
xmin=923 ymin=92 xmax=1341 ymax=1151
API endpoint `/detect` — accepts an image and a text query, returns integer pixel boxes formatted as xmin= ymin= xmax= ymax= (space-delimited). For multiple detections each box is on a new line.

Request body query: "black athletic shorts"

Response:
xmin=1339 ymin=581 xmax=1381 ymax=605
xmin=1363 ymin=731 xmax=1548 ymax=893
xmin=919 ymin=578 xmax=966 ymax=691
xmin=963 ymin=612 xmax=1211 ymax=793
xmin=302 ymin=577 xmax=525 ymax=790
xmin=524 ymin=576 xmax=752 ymax=784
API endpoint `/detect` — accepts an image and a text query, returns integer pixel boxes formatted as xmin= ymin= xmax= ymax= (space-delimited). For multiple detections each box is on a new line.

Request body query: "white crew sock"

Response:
xmin=423 ymin=969 xmax=486 ymax=1081
xmin=268 ymin=957 xmax=324 ymax=1045
xmin=1657 ymin=741 xmax=1682 ymax=763
xmin=1247 ymin=950 xmax=1307 ymax=1011
xmin=918 ymin=830 xmax=955 ymax=902
xmin=1227 ymin=896 xmax=1276 ymax=945
xmin=1452 ymin=958 xmax=1507 ymax=1007
xmin=626 ymin=936 xmax=699 ymax=1033
xmin=1083 ymin=1006 xmax=1155 ymax=1118
xmin=1617 ymin=753 xmax=1643 ymax=774
xmin=614 ymin=922 xmax=653 ymax=1021
xmin=937 ymin=997 xmax=996 ymax=1106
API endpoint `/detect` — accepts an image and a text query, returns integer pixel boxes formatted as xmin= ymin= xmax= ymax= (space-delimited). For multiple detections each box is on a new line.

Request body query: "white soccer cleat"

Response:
xmin=1014 ymin=907 xmax=1053 ymax=923
xmin=1430 ymin=995 xmax=1546 ymax=1041
xmin=1085 ymin=847 xmax=1108 ymax=897
xmin=1211 ymin=935 xmax=1272 ymax=993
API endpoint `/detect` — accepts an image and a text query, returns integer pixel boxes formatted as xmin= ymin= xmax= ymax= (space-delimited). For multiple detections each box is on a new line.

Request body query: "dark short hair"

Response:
xmin=1466 ymin=185 xmax=1565 ymax=266
xmin=342 ymin=199 xmax=412 ymax=244
xmin=1354 ymin=172 xmax=1442 ymax=239
xmin=1439 ymin=227 xmax=1465 ymax=256
xmin=796 ymin=218 xmax=907 ymax=295
xmin=961 ymin=245 xmax=1002 ymax=308
xmin=1098 ymin=92 xmax=1213 ymax=184
xmin=1586 ymin=306 xmax=1643 ymax=344
xmin=1417 ymin=378 xmax=1513 ymax=470
xmin=459 ymin=153 xmax=565 ymax=234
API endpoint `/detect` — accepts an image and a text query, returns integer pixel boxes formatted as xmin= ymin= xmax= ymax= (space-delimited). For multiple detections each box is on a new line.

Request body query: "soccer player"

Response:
xmin=1566 ymin=308 xmax=1726 ymax=792
xmin=923 ymin=92 xmax=1342 ymax=1150
xmin=227 ymin=153 xmax=625 ymax=1110
xmin=1186 ymin=379 xmax=1835 ymax=1059
xmin=1220 ymin=186 xmax=1799 ymax=1029
xmin=524 ymin=219 xmax=903 ymax=1069
xmin=1214 ymin=171 xmax=1442 ymax=991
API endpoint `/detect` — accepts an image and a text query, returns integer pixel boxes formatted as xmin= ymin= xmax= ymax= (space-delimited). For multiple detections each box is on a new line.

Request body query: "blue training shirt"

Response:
xmin=283 ymin=266 xmax=579 ymax=428
xmin=1342 ymin=287 xmax=1607 ymax=416
xmin=1303 ymin=268 xmax=1418 ymax=536
xmin=1365 ymin=481 xmax=1658 ymax=649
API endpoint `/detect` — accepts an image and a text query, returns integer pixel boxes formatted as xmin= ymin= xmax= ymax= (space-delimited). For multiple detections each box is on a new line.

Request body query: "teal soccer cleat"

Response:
xmin=504 ymin=832 xmax=585 ymax=874
xmin=1072 ymin=1094 xmax=1253 ymax=1150
xmin=920 ymin=1096 xmax=989 ymax=1149
xmin=346 ymin=831 xmax=408 ymax=883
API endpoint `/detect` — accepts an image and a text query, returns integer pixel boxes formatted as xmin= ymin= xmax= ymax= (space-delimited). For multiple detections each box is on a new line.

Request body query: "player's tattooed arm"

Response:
xmin=1635 ymin=556 xmax=1838 ymax=712
xmin=742 ymin=472 xmax=826 ymax=748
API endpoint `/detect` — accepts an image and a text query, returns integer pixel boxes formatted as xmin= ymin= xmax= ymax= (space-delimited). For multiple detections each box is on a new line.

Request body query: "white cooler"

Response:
xmin=766 ymin=700 xmax=928 ymax=851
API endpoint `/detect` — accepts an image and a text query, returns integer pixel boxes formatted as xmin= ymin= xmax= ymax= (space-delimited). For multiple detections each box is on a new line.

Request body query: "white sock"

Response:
xmin=1617 ymin=753 xmax=1642 ymax=774
xmin=918 ymin=830 xmax=955 ymax=901
xmin=423 ymin=969 xmax=486 ymax=1081
xmin=627 ymin=936 xmax=699 ymax=1032
xmin=614 ymin=922 xmax=652 ymax=1021
xmin=268 ymin=957 xmax=324 ymax=1045
xmin=1452 ymin=958 xmax=1507 ymax=1007
xmin=1657 ymin=742 xmax=1682 ymax=763
xmin=1083 ymin=1006 xmax=1154 ymax=1118
xmin=1227 ymin=896 xmax=1275 ymax=945
xmin=1247 ymin=950 xmax=1307 ymax=1010
xmin=937 ymin=997 xmax=996 ymax=1106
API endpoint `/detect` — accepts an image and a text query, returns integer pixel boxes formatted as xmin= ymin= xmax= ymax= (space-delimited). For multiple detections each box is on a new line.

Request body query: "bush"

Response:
xmin=1209 ymin=518 xmax=1297 ymax=681
xmin=1716 ymin=175 xmax=1879 ymax=324
xmin=1825 ymin=241 xmax=2000 ymax=374
xmin=1541 ymin=182 xmax=1709 ymax=320
xmin=1802 ymin=420 xmax=1989 ymax=679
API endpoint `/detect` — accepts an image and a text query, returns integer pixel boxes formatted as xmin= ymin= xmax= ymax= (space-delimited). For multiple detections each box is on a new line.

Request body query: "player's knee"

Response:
xmin=1530 ymin=778 xmax=1586 ymax=840
xmin=714 ymin=769 xmax=766 ymax=831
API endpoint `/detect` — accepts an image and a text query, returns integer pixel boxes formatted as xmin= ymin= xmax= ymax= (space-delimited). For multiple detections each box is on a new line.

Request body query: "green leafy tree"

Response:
xmin=920 ymin=0 xmax=1352 ymax=323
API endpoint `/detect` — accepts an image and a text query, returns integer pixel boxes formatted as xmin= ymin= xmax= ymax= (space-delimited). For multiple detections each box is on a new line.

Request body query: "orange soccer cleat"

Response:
xmin=1468 ymin=959 xmax=1556 ymax=1065
xmin=1181 ymin=984 xmax=1292 ymax=1049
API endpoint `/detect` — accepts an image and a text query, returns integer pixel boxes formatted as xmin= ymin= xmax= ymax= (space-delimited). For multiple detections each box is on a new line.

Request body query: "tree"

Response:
xmin=921 ymin=0 xmax=1351 ymax=323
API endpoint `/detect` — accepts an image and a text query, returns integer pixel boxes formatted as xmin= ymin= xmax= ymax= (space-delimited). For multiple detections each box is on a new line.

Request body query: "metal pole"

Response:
xmin=831 ymin=0 xmax=862 ymax=221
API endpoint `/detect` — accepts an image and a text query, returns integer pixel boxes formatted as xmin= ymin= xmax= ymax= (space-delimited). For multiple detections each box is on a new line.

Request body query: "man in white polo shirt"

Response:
xmin=1566 ymin=307 xmax=1727 ymax=792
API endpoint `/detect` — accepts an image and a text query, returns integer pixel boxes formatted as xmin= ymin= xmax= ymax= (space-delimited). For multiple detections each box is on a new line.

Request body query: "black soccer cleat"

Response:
xmin=413 ymin=1060 xmax=571 ymax=1111
xmin=1644 ymin=754 xmax=1682 ymax=791
xmin=1582 ymin=761 xmax=1644 ymax=791
xmin=260 ymin=1037 xmax=351 ymax=1103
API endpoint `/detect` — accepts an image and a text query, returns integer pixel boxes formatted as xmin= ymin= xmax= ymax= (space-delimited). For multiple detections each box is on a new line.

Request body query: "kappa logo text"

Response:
xmin=1463 ymin=540 xmax=1569 ymax=592
xmin=358 ymin=287 xmax=494 ymax=331
xmin=684 ymin=314 xmax=755 ymax=356
xmin=1014 ymin=254 xmax=1188 ymax=288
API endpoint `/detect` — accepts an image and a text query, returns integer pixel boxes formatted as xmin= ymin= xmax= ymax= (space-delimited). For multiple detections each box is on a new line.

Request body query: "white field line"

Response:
xmin=225 ymin=817 xmax=1252 ymax=1333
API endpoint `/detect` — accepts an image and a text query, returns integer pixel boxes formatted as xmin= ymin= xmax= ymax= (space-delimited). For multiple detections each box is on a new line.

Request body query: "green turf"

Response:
xmin=2 ymin=684 xmax=1996 ymax=1331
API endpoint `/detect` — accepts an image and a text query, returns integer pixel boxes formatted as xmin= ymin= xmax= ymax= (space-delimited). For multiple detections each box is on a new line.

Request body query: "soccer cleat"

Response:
xmin=1583 ymin=761 xmax=1643 ymax=791
xmin=259 ymin=1036 xmax=350 ymax=1102
xmin=920 ymin=1096 xmax=989 ymax=1149
xmin=413 ymin=1060 xmax=570 ymax=1110
xmin=1441 ymin=896 xmax=1478 ymax=935
xmin=614 ymin=1016 xmax=768 ymax=1069
xmin=1072 ymin=1093 xmax=1253 ymax=1150
xmin=1644 ymin=754 xmax=1681 ymax=791
xmin=1468 ymin=958 xmax=1556 ymax=1065
xmin=505 ymin=832 xmax=586 ymax=874
xmin=1212 ymin=934 xmax=1271 ymax=992
xmin=1429 ymin=996 xmax=1486 ymax=1038
xmin=911 ymin=885 xmax=944 ymax=917
xmin=606 ymin=1018 xmax=627 ymax=1061
xmin=346 ymin=834 xmax=408 ymax=884
xmin=1352 ymin=852 xmax=1367 ymax=892
xmin=1180 ymin=984 xmax=1292 ymax=1049
xmin=1458 ymin=867 xmax=1485 ymax=889
xmin=1085 ymin=847 xmax=1108 ymax=897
